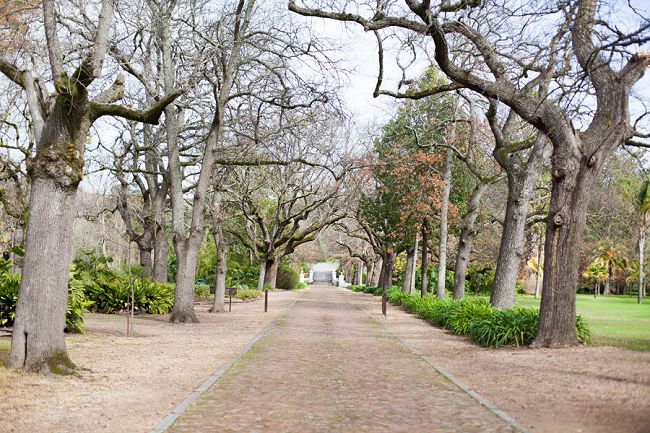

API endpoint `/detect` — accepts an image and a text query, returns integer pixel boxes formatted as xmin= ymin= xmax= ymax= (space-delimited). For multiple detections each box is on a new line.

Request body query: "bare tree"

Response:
xmin=0 ymin=0 xmax=181 ymax=373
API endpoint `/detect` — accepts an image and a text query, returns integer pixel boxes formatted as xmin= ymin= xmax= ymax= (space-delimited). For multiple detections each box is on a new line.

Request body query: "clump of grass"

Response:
xmin=363 ymin=287 xmax=592 ymax=349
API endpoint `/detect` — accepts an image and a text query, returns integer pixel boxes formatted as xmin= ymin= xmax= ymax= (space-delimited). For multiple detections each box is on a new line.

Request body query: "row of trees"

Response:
xmin=289 ymin=0 xmax=650 ymax=348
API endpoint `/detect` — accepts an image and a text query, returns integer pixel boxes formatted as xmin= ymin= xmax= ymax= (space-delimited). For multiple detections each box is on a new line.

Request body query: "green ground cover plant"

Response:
xmin=349 ymin=286 xmax=590 ymax=348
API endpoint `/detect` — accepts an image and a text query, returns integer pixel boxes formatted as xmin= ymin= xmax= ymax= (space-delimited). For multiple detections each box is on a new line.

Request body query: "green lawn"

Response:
xmin=515 ymin=295 xmax=650 ymax=351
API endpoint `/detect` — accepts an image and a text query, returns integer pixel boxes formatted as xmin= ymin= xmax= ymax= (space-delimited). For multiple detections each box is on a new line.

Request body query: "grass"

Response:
xmin=515 ymin=294 xmax=650 ymax=351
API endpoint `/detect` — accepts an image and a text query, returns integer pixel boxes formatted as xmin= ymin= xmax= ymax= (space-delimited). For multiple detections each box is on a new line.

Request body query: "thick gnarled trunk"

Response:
xmin=9 ymin=91 xmax=89 ymax=374
xmin=139 ymin=246 xmax=153 ymax=277
xmin=264 ymin=259 xmax=279 ymax=289
xmin=9 ymin=177 xmax=78 ymax=374
xmin=170 ymin=233 xmax=201 ymax=323
xmin=533 ymin=142 xmax=598 ymax=348
xmin=453 ymin=182 xmax=488 ymax=300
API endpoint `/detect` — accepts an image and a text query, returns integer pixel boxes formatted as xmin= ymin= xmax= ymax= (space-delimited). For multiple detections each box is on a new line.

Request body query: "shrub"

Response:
xmin=576 ymin=315 xmax=591 ymax=344
xmin=468 ymin=308 xmax=539 ymax=347
xmin=226 ymin=263 xmax=260 ymax=289
xmin=195 ymin=284 xmax=211 ymax=300
xmin=377 ymin=285 xmax=592 ymax=348
xmin=276 ymin=263 xmax=299 ymax=290
xmin=0 ymin=258 xmax=90 ymax=333
xmin=66 ymin=275 xmax=92 ymax=333
xmin=234 ymin=288 xmax=262 ymax=300
xmin=0 ymin=266 xmax=19 ymax=327
xmin=296 ymin=282 xmax=308 ymax=290
xmin=445 ymin=298 xmax=492 ymax=335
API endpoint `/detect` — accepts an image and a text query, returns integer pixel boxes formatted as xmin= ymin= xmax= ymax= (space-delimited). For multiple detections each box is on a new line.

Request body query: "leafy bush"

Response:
xmin=195 ymin=284 xmax=211 ymax=300
xmin=296 ymin=282 xmax=308 ymax=290
xmin=66 ymin=274 xmax=93 ymax=333
xmin=576 ymin=315 xmax=591 ymax=344
xmin=276 ymin=263 xmax=299 ymax=290
xmin=468 ymin=308 xmax=538 ymax=347
xmin=83 ymin=276 xmax=174 ymax=314
xmin=226 ymin=262 xmax=260 ymax=289
xmin=0 ymin=258 xmax=90 ymax=333
xmin=371 ymin=286 xmax=591 ymax=348
xmin=0 ymin=264 xmax=19 ymax=327
xmin=445 ymin=298 xmax=492 ymax=335
xmin=467 ymin=266 xmax=495 ymax=295
xmin=348 ymin=284 xmax=385 ymax=296
xmin=72 ymin=252 xmax=173 ymax=315
xmin=234 ymin=288 xmax=262 ymax=300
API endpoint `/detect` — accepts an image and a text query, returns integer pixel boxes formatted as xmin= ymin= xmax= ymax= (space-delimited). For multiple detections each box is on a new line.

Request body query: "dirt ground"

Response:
xmin=0 ymin=290 xmax=301 ymax=433
xmin=1 ymin=286 xmax=649 ymax=433
xmin=356 ymin=290 xmax=650 ymax=433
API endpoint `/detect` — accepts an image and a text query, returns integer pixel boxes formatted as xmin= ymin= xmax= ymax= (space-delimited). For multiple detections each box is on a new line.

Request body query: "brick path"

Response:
xmin=163 ymin=285 xmax=519 ymax=433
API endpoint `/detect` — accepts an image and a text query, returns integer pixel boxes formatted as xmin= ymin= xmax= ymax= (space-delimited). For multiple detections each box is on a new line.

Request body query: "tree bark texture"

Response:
xmin=8 ymin=177 xmax=78 ymax=374
xmin=264 ymin=259 xmax=279 ymax=289
xmin=637 ymin=227 xmax=645 ymax=304
xmin=453 ymin=182 xmax=488 ymax=300
xmin=421 ymin=226 xmax=429 ymax=298
xmin=139 ymin=247 xmax=153 ymax=277
xmin=490 ymin=175 xmax=532 ymax=309
xmin=9 ymin=84 xmax=91 ymax=373
xmin=153 ymin=225 xmax=168 ymax=283
xmin=210 ymin=232 xmax=227 ymax=313
xmin=371 ymin=257 xmax=382 ymax=286
xmin=436 ymin=149 xmax=453 ymax=299
xmin=257 ymin=260 xmax=266 ymax=290
xmin=402 ymin=250 xmax=414 ymax=293
xmin=354 ymin=261 xmax=363 ymax=285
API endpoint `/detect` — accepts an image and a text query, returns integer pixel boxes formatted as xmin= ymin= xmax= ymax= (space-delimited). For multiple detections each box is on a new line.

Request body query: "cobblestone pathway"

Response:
xmin=164 ymin=286 xmax=519 ymax=433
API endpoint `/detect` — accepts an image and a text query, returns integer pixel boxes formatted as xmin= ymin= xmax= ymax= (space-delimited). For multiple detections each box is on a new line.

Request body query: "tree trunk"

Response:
xmin=371 ymin=257 xmax=382 ymax=286
xmin=402 ymin=250 xmax=414 ymax=293
xmin=210 ymin=232 xmax=227 ymax=313
xmin=532 ymin=147 xmax=598 ymax=348
xmin=436 ymin=149 xmax=453 ymax=299
xmin=152 ymin=225 xmax=168 ymax=283
xmin=453 ymin=182 xmax=488 ymax=300
xmin=264 ymin=259 xmax=279 ymax=289
xmin=604 ymin=264 xmax=611 ymax=295
xmin=8 ymin=177 xmax=78 ymax=374
xmin=354 ymin=261 xmax=363 ymax=285
xmin=534 ymin=237 xmax=543 ymax=299
xmin=421 ymin=226 xmax=429 ymax=298
xmin=9 ymin=87 xmax=90 ymax=373
xmin=490 ymin=174 xmax=534 ymax=309
xmin=638 ymin=227 xmax=645 ymax=304
xmin=410 ymin=233 xmax=419 ymax=295
xmin=257 ymin=260 xmax=266 ymax=290
xmin=377 ymin=259 xmax=386 ymax=290
xmin=380 ymin=252 xmax=395 ymax=290
xmin=170 ymin=233 xmax=201 ymax=323
xmin=139 ymin=246 xmax=153 ymax=277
